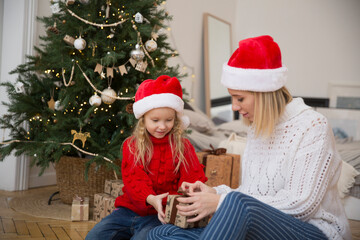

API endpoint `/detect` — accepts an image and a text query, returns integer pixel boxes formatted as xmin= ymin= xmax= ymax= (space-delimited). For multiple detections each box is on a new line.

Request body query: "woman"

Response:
xmin=147 ymin=36 xmax=351 ymax=240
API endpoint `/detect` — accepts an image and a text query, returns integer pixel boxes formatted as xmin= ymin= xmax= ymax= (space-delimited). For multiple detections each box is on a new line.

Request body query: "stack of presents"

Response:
xmin=71 ymin=146 xmax=241 ymax=229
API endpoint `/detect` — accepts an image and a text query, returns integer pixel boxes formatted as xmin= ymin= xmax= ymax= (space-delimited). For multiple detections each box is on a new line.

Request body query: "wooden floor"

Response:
xmin=0 ymin=187 xmax=96 ymax=240
xmin=0 ymin=187 xmax=360 ymax=239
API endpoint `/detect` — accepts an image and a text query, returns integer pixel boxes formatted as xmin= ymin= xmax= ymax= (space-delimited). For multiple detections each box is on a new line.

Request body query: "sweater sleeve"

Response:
xmin=178 ymin=139 xmax=208 ymax=186
xmin=121 ymin=139 xmax=156 ymax=212
xmin=253 ymin=116 xmax=342 ymax=220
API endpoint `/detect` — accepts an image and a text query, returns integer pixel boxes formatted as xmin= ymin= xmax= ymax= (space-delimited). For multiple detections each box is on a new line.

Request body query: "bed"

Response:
xmin=183 ymin=101 xmax=360 ymax=221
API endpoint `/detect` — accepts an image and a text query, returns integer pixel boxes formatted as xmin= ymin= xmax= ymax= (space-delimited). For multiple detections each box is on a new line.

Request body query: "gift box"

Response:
xmin=164 ymin=194 xmax=209 ymax=229
xmin=93 ymin=193 xmax=116 ymax=222
xmin=110 ymin=180 xmax=124 ymax=198
xmin=104 ymin=179 xmax=123 ymax=195
xmin=196 ymin=145 xmax=241 ymax=188
xmin=71 ymin=196 xmax=89 ymax=221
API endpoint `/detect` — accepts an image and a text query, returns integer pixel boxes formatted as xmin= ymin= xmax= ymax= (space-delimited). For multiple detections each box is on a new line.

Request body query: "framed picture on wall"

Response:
xmin=316 ymin=107 xmax=360 ymax=140
xmin=329 ymin=83 xmax=360 ymax=109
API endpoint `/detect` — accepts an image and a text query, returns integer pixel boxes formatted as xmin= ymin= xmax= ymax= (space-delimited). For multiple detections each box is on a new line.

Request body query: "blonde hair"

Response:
xmin=128 ymin=114 xmax=187 ymax=172
xmin=243 ymin=86 xmax=292 ymax=138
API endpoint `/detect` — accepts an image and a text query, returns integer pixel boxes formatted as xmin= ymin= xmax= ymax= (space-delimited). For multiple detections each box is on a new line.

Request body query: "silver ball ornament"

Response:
xmin=145 ymin=39 xmax=157 ymax=52
xmin=89 ymin=94 xmax=102 ymax=107
xmin=130 ymin=44 xmax=145 ymax=61
xmin=74 ymin=37 xmax=87 ymax=50
xmin=79 ymin=0 xmax=90 ymax=4
xmin=54 ymin=100 xmax=64 ymax=111
xmin=101 ymin=88 xmax=117 ymax=104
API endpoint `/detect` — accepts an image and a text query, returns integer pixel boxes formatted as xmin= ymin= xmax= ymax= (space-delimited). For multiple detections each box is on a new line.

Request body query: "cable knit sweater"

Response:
xmin=214 ymin=98 xmax=351 ymax=240
xmin=115 ymin=135 xmax=207 ymax=216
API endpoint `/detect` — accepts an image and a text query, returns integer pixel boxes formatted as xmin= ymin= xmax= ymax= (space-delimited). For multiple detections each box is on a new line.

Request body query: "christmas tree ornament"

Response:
xmin=118 ymin=65 xmax=127 ymax=76
xmin=106 ymin=0 xmax=111 ymax=19
xmin=134 ymin=12 xmax=144 ymax=23
xmin=130 ymin=44 xmax=145 ymax=61
xmin=54 ymin=100 xmax=64 ymax=111
xmin=94 ymin=63 xmax=103 ymax=74
xmin=89 ymin=93 xmax=102 ymax=107
xmin=106 ymin=67 xmax=114 ymax=78
xmin=126 ymin=103 xmax=134 ymax=114
xmin=74 ymin=37 xmax=87 ymax=50
xmin=71 ymin=130 xmax=91 ymax=148
xmin=50 ymin=3 xmax=61 ymax=14
xmin=66 ymin=0 xmax=75 ymax=5
xmin=48 ymin=97 xmax=55 ymax=110
xmin=101 ymin=87 xmax=117 ymax=104
xmin=15 ymin=82 xmax=25 ymax=93
xmin=135 ymin=61 xmax=148 ymax=73
xmin=47 ymin=22 xmax=59 ymax=35
xmin=145 ymin=39 xmax=157 ymax=52
xmin=79 ymin=0 xmax=90 ymax=4
xmin=63 ymin=35 xmax=75 ymax=45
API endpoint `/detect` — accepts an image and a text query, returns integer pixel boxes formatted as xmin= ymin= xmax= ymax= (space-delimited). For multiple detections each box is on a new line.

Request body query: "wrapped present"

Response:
xmin=71 ymin=196 xmax=89 ymax=221
xmin=93 ymin=193 xmax=116 ymax=222
xmin=164 ymin=190 xmax=209 ymax=228
xmin=110 ymin=180 xmax=124 ymax=198
xmin=196 ymin=145 xmax=241 ymax=188
xmin=104 ymin=179 xmax=123 ymax=195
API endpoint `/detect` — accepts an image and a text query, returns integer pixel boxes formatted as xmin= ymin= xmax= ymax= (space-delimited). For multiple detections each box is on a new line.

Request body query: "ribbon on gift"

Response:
xmin=201 ymin=144 xmax=226 ymax=155
xmin=200 ymin=144 xmax=227 ymax=172
xmin=74 ymin=195 xmax=85 ymax=221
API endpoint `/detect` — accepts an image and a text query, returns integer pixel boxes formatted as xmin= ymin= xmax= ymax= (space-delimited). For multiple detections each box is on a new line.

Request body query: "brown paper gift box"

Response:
xmin=110 ymin=181 xmax=124 ymax=198
xmin=93 ymin=193 xmax=116 ymax=222
xmin=71 ymin=197 xmax=89 ymax=221
xmin=164 ymin=195 xmax=209 ymax=228
xmin=196 ymin=151 xmax=241 ymax=188
xmin=104 ymin=179 xmax=123 ymax=195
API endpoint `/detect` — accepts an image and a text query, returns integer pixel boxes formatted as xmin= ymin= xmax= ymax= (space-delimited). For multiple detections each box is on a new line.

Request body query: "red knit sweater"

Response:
xmin=115 ymin=135 xmax=207 ymax=216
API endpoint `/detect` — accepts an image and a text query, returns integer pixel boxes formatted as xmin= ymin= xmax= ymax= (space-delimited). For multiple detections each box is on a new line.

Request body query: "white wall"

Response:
xmin=166 ymin=0 xmax=238 ymax=111
xmin=0 ymin=0 xmax=34 ymax=191
xmin=234 ymin=0 xmax=360 ymax=98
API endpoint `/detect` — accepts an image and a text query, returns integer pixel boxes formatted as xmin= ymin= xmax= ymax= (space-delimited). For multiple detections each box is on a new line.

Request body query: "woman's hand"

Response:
xmin=177 ymin=192 xmax=220 ymax=222
xmin=146 ymin=193 xmax=169 ymax=224
xmin=180 ymin=181 xmax=217 ymax=194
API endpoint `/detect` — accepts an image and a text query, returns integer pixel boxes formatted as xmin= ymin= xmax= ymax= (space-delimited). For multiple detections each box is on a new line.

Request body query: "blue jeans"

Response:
xmin=86 ymin=207 xmax=161 ymax=240
xmin=147 ymin=192 xmax=328 ymax=240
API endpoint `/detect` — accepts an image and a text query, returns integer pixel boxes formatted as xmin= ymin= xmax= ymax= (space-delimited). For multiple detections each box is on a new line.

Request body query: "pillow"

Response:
xmin=184 ymin=109 xmax=216 ymax=133
xmin=337 ymin=160 xmax=360 ymax=198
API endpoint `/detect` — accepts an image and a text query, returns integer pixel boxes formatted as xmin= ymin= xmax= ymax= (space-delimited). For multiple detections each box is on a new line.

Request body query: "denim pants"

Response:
xmin=147 ymin=192 xmax=328 ymax=240
xmin=86 ymin=207 xmax=161 ymax=240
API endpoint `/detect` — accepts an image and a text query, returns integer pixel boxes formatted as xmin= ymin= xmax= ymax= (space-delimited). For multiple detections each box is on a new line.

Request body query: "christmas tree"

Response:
xmin=0 ymin=0 xmax=183 ymax=177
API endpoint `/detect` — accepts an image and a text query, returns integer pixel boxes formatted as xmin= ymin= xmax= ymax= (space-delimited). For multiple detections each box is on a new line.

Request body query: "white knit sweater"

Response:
xmin=215 ymin=98 xmax=351 ymax=240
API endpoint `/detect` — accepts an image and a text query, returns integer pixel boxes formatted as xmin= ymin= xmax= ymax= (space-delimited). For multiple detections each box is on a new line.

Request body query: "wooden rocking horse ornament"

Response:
xmin=71 ymin=129 xmax=91 ymax=148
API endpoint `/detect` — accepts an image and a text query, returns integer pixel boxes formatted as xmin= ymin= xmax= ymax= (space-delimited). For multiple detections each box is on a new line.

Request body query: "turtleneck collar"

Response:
xmin=149 ymin=134 xmax=170 ymax=144
xmin=278 ymin=98 xmax=312 ymax=124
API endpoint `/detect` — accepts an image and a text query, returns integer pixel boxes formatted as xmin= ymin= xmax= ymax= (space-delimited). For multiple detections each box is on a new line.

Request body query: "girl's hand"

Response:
xmin=181 ymin=181 xmax=216 ymax=194
xmin=176 ymin=191 xmax=220 ymax=222
xmin=146 ymin=193 xmax=169 ymax=224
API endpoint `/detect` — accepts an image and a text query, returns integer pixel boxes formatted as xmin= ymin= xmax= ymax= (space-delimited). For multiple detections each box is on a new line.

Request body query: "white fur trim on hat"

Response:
xmin=221 ymin=63 xmax=288 ymax=92
xmin=133 ymin=92 xmax=184 ymax=117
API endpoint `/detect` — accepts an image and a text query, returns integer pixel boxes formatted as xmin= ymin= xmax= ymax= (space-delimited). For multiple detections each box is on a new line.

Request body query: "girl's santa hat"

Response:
xmin=221 ymin=35 xmax=287 ymax=92
xmin=133 ymin=75 xmax=190 ymax=128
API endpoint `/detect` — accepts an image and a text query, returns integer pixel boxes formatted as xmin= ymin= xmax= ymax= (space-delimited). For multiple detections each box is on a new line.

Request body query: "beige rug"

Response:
xmin=8 ymin=185 xmax=92 ymax=221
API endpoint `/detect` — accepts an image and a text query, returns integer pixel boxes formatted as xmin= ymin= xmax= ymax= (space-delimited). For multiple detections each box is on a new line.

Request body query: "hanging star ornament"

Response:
xmin=48 ymin=97 xmax=55 ymax=110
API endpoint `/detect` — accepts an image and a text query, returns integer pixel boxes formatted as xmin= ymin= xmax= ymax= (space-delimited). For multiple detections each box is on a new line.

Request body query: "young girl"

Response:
xmin=86 ymin=75 xmax=207 ymax=240
xmin=148 ymin=36 xmax=351 ymax=240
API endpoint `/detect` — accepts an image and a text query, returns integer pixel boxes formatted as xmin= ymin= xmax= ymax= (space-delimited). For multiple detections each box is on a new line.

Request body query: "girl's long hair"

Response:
xmin=242 ymin=86 xmax=292 ymax=138
xmin=128 ymin=114 xmax=187 ymax=172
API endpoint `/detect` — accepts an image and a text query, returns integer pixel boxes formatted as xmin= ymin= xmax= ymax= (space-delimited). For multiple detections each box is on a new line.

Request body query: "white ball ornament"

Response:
xmin=54 ymin=100 xmax=64 ymax=111
xmin=74 ymin=37 xmax=87 ymax=50
xmin=130 ymin=44 xmax=145 ymax=61
xmin=89 ymin=94 xmax=102 ymax=107
xmin=101 ymin=88 xmax=117 ymax=104
xmin=145 ymin=39 xmax=157 ymax=52
xmin=79 ymin=0 xmax=90 ymax=4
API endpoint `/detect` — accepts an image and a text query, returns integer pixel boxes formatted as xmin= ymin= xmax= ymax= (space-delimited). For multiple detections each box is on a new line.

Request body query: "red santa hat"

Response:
xmin=221 ymin=35 xmax=287 ymax=92
xmin=133 ymin=75 xmax=190 ymax=128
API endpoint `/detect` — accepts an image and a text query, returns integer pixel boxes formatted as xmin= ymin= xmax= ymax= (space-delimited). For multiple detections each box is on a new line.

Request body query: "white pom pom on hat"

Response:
xmin=133 ymin=75 xmax=190 ymax=128
xmin=221 ymin=35 xmax=287 ymax=92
